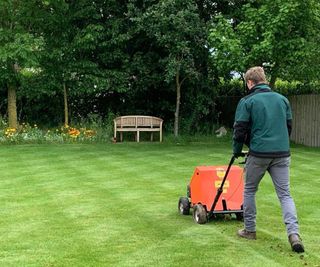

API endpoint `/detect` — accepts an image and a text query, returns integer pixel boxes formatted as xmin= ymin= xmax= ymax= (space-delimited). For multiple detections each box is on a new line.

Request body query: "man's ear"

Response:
xmin=247 ymin=80 xmax=254 ymax=90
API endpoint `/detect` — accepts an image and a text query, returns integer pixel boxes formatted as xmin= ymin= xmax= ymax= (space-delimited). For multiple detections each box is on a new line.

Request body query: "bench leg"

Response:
xmin=160 ymin=130 xmax=162 ymax=142
xmin=120 ymin=132 xmax=123 ymax=142
xmin=113 ymin=131 xmax=117 ymax=143
xmin=150 ymin=133 xmax=153 ymax=142
xmin=137 ymin=131 xmax=140 ymax=142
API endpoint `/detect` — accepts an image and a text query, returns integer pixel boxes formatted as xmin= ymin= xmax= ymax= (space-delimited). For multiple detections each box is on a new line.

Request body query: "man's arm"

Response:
xmin=233 ymin=121 xmax=250 ymax=154
xmin=233 ymin=99 xmax=250 ymax=154
xmin=287 ymin=119 xmax=292 ymax=136
xmin=285 ymin=98 xmax=293 ymax=137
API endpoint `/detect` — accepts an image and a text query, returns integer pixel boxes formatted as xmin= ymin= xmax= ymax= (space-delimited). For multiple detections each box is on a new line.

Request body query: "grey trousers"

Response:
xmin=244 ymin=155 xmax=299 ymax=236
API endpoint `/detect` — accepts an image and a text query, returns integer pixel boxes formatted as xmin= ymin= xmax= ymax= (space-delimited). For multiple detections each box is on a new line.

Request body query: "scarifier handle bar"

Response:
xmin=207 ymin=152 xmax=247 ymax=218
xmin=208 ymin=155 xmax=235 ymax=217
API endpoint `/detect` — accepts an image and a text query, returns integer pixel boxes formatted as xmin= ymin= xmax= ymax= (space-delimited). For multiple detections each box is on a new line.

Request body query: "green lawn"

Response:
xmin=0 ymin=139 xmax=319 ymax=267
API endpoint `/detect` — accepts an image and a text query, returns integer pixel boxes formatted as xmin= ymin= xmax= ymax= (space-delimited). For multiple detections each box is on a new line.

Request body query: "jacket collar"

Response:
xmin=248 ymin=83 xmax=271 ymax=95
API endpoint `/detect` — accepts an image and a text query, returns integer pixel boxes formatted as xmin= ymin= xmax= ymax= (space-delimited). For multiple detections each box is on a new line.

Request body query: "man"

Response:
xmin=233 ymin=66 xmax=304 ymax=253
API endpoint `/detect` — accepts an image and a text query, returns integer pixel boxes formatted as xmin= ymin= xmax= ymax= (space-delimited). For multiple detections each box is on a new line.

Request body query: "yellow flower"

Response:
xmin=4 ymin=127 xmax=16 ymax=138
xmin=84 ymin=130 xmax=96 ymax=137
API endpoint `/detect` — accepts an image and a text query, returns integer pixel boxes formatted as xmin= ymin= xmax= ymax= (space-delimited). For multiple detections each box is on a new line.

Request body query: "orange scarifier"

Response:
xmin=178 ymin=155 xmax=245 ymax=224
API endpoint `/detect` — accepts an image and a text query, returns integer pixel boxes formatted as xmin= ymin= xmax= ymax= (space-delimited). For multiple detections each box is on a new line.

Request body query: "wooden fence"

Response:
xmin=289 ymin=95 xmax=320 ymax=147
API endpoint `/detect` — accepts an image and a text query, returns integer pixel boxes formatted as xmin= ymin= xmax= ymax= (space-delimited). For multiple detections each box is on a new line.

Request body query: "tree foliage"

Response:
xmin=0 ymin=0 xmax=44 ymax=127
xmin=209 ymin=0 xmax=320 ymax=86
xmin=131 ymin=0 xmax=207 ymax=136
xmin=0 ymin=0 xmax=319 ymax=133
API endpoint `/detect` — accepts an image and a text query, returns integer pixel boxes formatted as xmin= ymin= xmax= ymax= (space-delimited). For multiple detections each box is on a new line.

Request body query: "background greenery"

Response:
xmin=1 ymin=0 xmax=319 ymax=134
xmin=0 ymin=139 xmax=319 ymax=266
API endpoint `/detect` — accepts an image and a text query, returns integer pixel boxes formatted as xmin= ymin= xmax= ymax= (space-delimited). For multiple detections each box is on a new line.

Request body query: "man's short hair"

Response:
xmin=244 ymin=66 xmax=267 ymax=84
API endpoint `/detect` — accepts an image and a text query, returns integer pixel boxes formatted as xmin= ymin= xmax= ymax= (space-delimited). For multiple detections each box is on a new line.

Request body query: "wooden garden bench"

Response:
xmin=114 ymin=115 xmax=163 ymax=142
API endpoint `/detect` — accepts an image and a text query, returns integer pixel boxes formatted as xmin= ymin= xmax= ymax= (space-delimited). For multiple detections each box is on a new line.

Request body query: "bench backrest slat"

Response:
xmin=114 ymin=116 xmax=163 ymax=128
xmin=119 ymin=117 xmax=136 ymax=127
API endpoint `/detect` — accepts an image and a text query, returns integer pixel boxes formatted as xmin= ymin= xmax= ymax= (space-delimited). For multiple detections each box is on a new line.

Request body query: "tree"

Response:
xmin=208 ymin=0 xmax=320 ymax=86
xmin=132 ymin=0 xmax=207 ymax=136
xmin=0 ymin=0 xmax=43 ymax=128
xmin=38 ymin=0 xmax=131 ymax=126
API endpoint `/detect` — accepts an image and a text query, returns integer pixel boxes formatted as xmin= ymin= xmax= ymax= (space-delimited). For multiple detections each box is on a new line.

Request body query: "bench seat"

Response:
xmin=114 ymin=115 xmax=163 ymax=142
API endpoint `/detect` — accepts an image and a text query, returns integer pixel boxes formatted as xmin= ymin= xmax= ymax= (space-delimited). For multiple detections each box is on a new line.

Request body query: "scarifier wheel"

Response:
xmin=193 ymin=204 xmax=207 ymax=224
xmin=178 ymin=197 xmax=190 ymax=215
xmin=187 ymin=185 xmax=191 ymax=198
xmin=236 ymin=212 xmax=244 ymax=221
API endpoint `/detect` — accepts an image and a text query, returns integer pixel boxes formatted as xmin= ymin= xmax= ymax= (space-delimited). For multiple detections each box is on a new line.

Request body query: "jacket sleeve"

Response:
xmin=285 ymin=98 xmax=293 ymax=136
xmin=233 ymin=98 xmax=251 ymax=154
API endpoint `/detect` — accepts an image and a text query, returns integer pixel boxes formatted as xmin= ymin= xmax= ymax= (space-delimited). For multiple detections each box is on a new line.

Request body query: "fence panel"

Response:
xmin=289 ymin=95 xmax=320 ymax=147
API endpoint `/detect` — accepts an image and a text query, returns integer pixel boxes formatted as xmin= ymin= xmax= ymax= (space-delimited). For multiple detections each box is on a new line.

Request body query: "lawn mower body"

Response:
xmin=178 ymin=156 xmax=245 ymax=224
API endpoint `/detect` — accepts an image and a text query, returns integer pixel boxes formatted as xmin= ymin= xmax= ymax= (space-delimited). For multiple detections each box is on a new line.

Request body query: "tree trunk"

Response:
xmin=63 ymin=82 xmax=69 ymax=126
xmin=269 ymin=63 xmax=278 ymax=88
xmin=7 ymin=83 xmax=18 ymax=129
xmin=240 ymin=73 xmax=247 ymax=93
xmin=269 ymin=74 xmax=277 ymax=89
xmin=174 ymin=71 xmax=181 ymax=137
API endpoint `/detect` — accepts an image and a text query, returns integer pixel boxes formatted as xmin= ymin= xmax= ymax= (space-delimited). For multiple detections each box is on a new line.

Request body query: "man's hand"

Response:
xmin=233 ymin=152 xmax=247 ymax=158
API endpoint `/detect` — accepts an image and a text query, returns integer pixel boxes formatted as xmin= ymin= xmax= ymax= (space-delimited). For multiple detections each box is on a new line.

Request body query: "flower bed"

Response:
xmin=0 ymin=123 xmax=103 ymax=144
